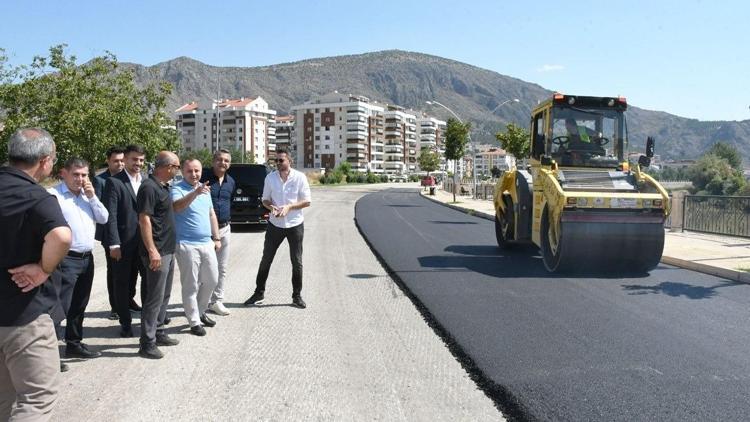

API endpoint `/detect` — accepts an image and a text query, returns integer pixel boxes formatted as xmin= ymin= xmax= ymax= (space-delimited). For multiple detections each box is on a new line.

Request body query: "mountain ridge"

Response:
xmin=124 ymin=50 xmax=750 ymax=162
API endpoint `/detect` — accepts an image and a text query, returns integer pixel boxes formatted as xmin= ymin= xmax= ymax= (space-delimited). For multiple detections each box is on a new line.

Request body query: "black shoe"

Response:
xmin=199 ymin=313 xmax=216 ymax=328
xmin=60 ymin=362 xmax=69 ymax=372
xmin=120 ymin=326 xmax=134 ymax=338
xmin=190 ymin=325 xmax=206 ymax=336
xmin=292 ymin=296 xmax=307 ymax=309
xmin=108 ymin=310 xmax=119 ymax=320
xmin=65 ymin=342 xmax=102 ymax=359
xmin=163 ymin=316 xmax=172 ymax=325
xmin=243 ymin=292 xmax=264 ymax=306
xmin=155 ymin=333 xmax=180 ymax=346
xmin=138 ymin=344 xmax=164 ymax=359
xmin=129 ymin=300 xmax=142 ymax=312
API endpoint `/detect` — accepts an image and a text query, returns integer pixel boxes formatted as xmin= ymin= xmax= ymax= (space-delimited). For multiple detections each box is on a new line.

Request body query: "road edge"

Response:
xmin=420 ymin=191 xmax=750 ymax=284
xmin=353 ymin=190 xmax=532 ymax=422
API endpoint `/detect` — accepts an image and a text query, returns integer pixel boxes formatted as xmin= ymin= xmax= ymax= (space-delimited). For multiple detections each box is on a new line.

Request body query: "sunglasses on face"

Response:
xmin=275 ymin=158 xmax=286 ymax=163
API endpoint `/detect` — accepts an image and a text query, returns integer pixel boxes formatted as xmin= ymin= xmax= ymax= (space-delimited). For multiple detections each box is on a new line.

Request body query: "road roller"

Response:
xmin=494 ymin=93 xmax=670 ymax=273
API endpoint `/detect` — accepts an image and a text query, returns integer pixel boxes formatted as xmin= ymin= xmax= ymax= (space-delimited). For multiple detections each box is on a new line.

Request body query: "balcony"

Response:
xmin=346 ymin=142 xmax=366 ymax=150
xmin=347 ymin=152 xmax=367 ymax=160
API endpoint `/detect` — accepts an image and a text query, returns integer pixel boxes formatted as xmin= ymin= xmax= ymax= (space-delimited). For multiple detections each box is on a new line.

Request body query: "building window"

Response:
xmin=315 ymin=154 xmax=319 ymax=159
xmin=315 ymin=136 xmax=320 ymax=140
xmin=325 ymin=145 xmax=330 ymax=149
xmin=324 ymin=135 xmax=330 ymax=140
xmin=315 ymin=126 xmax=320 ymax=132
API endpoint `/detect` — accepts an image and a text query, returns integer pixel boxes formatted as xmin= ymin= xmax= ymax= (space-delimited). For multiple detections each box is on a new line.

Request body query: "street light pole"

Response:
xmin=425 ymin=100 xmax=471 ymax=199
xmin=490 ymin=98 xmax=520 ymax=114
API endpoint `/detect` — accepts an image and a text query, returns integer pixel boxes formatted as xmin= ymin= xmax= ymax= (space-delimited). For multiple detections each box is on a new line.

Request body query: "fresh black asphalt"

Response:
xmin=355 ymin=188 xmax=750 ymax=422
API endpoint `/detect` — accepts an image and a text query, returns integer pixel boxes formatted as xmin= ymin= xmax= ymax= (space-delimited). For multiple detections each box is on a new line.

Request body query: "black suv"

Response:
xmin=226 ymin=164 xmax=271 ymax=225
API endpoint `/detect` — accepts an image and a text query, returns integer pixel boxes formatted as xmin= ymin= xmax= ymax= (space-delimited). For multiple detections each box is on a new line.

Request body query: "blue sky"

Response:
xmin=1 ymin=0 xmax=747 ymax=121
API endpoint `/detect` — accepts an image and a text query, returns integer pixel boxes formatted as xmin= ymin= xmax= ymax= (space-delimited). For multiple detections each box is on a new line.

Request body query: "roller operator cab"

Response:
xmin=494 ymin=94 xmax=670 ymax=273
xmin=226 ymin=163 xmax=271 ymax=225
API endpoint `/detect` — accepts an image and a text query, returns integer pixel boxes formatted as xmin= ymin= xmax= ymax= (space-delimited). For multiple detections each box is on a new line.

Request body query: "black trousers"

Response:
xmin=103 ymin=245 xmax=116 ymax=311
xmin=55 ymin=254 xmax=95 ymax=344
xmin=255 ymin=222 xmax=304 ymax=297
xmin=112 ymin=248 xmax=146 ymax=330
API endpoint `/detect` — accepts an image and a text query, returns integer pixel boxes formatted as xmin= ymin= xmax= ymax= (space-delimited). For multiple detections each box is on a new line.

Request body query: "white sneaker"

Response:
xmin=209 ymin=301 xmax=230 ymax=316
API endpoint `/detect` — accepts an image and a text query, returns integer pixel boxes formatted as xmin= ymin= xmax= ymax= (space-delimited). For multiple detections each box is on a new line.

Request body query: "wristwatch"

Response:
xmin=212 ymin=236 xmax=221 ymax=241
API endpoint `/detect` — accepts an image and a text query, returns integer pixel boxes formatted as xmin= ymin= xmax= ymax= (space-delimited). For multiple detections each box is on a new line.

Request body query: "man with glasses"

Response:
xmin=244 ymin=147 xmax=311 ymax=309
xmin=0 ymin=128 xmax=72 ymax=421
xmin=136 ymin=152 xmax=181 ymax=359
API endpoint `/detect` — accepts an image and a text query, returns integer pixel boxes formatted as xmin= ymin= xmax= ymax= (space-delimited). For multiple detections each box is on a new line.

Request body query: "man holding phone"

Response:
xmin=243 ymin=147 xmax=311 ymax=309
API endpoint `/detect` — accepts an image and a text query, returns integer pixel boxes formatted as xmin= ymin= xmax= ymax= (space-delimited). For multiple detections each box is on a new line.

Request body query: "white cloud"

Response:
xmin=537 ymin=64 xmax=565 ymax=72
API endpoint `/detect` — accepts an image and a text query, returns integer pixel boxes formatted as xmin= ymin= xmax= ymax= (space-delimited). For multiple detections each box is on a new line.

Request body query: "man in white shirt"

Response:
xmin=244 ymin=147 xmax=311 ymax=308
xmin=48 ymin=158 xmax=108 ymax=360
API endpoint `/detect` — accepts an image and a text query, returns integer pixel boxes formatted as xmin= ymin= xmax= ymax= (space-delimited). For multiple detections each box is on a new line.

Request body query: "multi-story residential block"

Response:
xmin=291 ymin=92 xmax=387 ymax=173
xmin=416 ymin=116 xmax=447 ymax=173
xmin=175 ymin=96 xmax=277 ymax=164
xmin=383 ymin=106 xmax=418 ymax=175
xmin=474 ymin=147 xmax=512 ymax=177
xmin=272 ymin=114 xmax=295 ymax=162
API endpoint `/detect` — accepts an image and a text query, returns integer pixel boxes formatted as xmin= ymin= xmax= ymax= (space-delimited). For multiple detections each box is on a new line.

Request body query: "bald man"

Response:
xmin=136 ymin=151 xmax=181 ymax=359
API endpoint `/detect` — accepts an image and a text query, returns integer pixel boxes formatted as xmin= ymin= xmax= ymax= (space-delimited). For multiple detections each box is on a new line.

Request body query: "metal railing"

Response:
xmin=683 ymin=195 xmax=750 ymax=238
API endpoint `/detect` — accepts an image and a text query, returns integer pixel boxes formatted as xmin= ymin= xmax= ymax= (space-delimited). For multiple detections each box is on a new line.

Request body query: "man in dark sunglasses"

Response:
xmin=244 ymin=147 xmax=311 ymax=309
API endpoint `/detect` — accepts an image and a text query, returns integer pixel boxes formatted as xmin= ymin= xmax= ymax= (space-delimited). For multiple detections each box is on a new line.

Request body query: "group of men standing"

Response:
xmin=0 ymin=126 xmax=312 ymax=421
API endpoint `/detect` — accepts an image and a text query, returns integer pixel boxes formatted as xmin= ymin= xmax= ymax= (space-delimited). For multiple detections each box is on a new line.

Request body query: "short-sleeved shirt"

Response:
xmin=171 ymin=180 xmax=213 ymax=245
xmin=136 ymin=175 xmax=176 ymax=256
xmin=0 ymin=167 xmax=69 ymax=326
xmin=262 ymin=168 xmax=311 ymax=229
xmin=201 ymin=170 xmax=234 ymax=224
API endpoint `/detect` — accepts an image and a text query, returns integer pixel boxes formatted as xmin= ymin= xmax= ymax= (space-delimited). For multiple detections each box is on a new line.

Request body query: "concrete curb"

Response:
xmin=420 ymin=191 xmax=750 ymax=284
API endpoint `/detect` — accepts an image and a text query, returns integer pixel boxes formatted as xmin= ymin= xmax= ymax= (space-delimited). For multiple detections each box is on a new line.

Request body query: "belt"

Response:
xmin=218 ymin=221 xmax=230 ymax=228
xmin=67 ymin=250 xmax=92 ymax=258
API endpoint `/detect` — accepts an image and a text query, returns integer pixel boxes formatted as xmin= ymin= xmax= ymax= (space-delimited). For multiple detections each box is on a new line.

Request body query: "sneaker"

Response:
xmin=209 ymin=301 xmax=230 ymax=316
xmin=292 ymin=296 xmax=307 ymax=309
xmin=190 ymin=325 xmax=206 ymax=336
xmin=200 ymin=313 xmax=216 ymax=328
xmin=155 ymin=333 xmax=180 ymax=346
xmin=65 ymin=342 xmax=102 ymax=359
xmin=138 ymin=344 xmax=164 ymax=359
xmin=243 ymin=292 xmax=264 ymax=306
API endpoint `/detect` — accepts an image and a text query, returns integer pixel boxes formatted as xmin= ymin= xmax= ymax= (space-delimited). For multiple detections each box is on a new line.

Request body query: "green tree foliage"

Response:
xmin=444 ymin=118 xmax=471 ymax=202
xmin=652 ymin=165 xmax=690 ymax=181
xmin=688 ymin=154 xmax=745 ymax=195
xmin=417 ymin=147 xmax=441 ymax=174
xmin=0 ymin=45 xmax=178 ymax=168
xmin=228 ymin=147 xmax=256 ymax=164
xmin=179 ymin=148 xmax=213 ymax=168
xmin=495 ymin=123 xmax=529 ymax=161
xmin=707 ymin=142 xmax=742 ymax=171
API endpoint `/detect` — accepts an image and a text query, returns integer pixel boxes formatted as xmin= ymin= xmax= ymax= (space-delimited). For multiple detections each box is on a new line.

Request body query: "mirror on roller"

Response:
xmin=646 ymin=136 xmax=655 ymax=158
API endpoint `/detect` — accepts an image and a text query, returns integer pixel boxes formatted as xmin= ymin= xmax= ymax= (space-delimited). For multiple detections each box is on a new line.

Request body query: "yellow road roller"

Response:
xmin=494 ymin=93 xmax=670 ymax=273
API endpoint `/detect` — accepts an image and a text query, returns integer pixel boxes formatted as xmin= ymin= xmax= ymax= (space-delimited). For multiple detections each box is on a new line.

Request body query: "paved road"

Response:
xmin=356 ymin=188 xmax=750 ymax=422
xmin=54 ymin=184 xmax=501 ymax=421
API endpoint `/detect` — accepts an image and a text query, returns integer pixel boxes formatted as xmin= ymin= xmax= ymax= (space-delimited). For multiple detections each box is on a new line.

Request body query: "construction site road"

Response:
xmin=356 ymin=188 xmax=750 ymax=422
xmin=53 ymin=183 xmax=502 ymax=422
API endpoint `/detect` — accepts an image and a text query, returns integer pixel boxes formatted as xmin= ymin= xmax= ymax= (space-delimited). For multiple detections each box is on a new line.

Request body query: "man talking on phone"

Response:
xmin=244 ymin=147 xmax=311 ymax=309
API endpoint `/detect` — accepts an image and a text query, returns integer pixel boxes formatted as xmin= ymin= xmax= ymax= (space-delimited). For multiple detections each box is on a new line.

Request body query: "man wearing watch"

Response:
xmin=171 ymin=158 xmax=221 ymax=337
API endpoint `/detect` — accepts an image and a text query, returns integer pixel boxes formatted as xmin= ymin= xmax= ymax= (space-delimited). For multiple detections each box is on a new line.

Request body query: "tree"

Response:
xmin=417 ymin=147 xmax=440 ymax=175
xmin=444 ymin=118 xmax=471 ymax=202
xmin=228 ymin=147 xmax=256 ymax=164
xmin=495 ymin=123 xmax=529 ymax=162
xmin=0 ymin=45 xmax=178 ymax=169
xmin=707 ymin=142 xmax=742 ymax=171
xmin=180 ymin=148 xmax=213 ymax=168
xmin=688 ymin=154 xmax=745 ymax=195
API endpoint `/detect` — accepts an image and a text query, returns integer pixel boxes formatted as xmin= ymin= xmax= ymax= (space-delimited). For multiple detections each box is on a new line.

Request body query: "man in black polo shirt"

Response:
xmin=0 ymin=128 xmax=72 ymax=421
xmin=136 ymin=151 xmax=180 ymax=359
xmin=201 ymin=149 xmax=235 ymax=316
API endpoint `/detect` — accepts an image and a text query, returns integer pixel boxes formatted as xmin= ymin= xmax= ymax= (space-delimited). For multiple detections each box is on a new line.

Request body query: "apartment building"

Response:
xmin=416 ymin=116 xmax=448 ymax=172
xmin=175 ymin=96 xmax=277 ymax=164
xmin=290 ymin=92 xmax=387 ymax=173
xmin=272 ymin=114 xmax=295 ymax=162
xmin=383 ymin=106 xmax=418 ymax=175
xmin=474 ymin=147 xmax=512 ymax=177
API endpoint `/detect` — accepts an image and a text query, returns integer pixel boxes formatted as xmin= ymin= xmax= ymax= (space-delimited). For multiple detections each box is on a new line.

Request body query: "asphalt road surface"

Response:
xmin=356 ymin=188 xmax=750 ymax=422
xmin=53 ymin=184 xmax=501 ymax=421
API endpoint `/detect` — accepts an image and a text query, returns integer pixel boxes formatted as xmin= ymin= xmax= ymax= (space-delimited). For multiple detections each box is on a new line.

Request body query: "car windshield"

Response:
xmin=549 ymin=107 xmax=627 ymax=168
xmin=227 ymin=165 xmax=268 ymax=186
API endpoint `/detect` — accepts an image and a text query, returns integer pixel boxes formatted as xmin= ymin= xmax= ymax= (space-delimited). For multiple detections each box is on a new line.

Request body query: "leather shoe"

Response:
xmin=292 ymin=296 xmax=306 ymax=309
xmin=243 ymin=292 xmax=264 ymax=306
xmin=190 ymin=325 xmax=206 ymax=336
xmin=155 ymin=333 xmax=179 ymax=346
xmin=120 ymin=326 xmax=134 ymax=338
xmin=60 ymin=362 xmax=69 ymax=372
xmin=163 ymin=316 xmax=172 ymax=325
xmin=108 ymin=310 xmax=119 ymax=320
xmin=200 ymin=313 xmax=216 ymax=327
xmin=65 ymin=343 xmax=102 ymax=359
xmin=138 ymin=344 xmax=164 ymax=359
xmin=129 ymin=300 xmax=142 ymax=312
